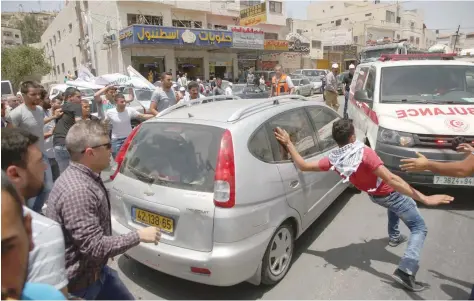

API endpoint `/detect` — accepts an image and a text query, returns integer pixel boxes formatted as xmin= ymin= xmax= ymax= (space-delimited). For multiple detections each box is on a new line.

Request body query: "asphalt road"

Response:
xmin=105 ymin=95 xmax=474 ymax=300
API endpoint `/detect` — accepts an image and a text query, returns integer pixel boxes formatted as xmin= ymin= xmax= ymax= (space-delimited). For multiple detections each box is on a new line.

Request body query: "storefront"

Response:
xmin=230 ymin=26 xmax=264 ymax=81
xmin=119 ymin=25 xmax=235 ymax=81
xmin=131 ymin=56 xmax=165 ymax=82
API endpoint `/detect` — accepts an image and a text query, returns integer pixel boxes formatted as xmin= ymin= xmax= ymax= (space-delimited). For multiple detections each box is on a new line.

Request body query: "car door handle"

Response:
xmin=289 ymin=180 xmax=300 ymax=189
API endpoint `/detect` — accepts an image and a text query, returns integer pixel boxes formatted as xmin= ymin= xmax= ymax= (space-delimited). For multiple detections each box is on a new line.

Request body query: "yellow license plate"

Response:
xmin=133 ymin=208 xmax=174 ymax=233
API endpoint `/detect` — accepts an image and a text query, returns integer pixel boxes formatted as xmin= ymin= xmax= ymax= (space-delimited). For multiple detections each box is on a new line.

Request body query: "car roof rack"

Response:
xmin=379 ymin=53 xmax=457 ymax=61
xmin=227 ymin=95 xmax=308 ymax=122
xmin=156 ymin=95 xmax=241 ymax=118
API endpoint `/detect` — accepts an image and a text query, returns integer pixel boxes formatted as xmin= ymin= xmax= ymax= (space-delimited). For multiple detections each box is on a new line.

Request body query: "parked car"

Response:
xmin=292 ymin=69 xmax=328 ymax=94
xmin=109 ymin=95 xmax=348 ymax=287
xmin=292 ymin=78 xmax=313 ymax=96
xmin=254 ymin=70 xmax=276 ymax=87
xmin=1 ymin=80 xmax=14 ymax=96
xmin=232 ymin=84 xmax=269 ymax=99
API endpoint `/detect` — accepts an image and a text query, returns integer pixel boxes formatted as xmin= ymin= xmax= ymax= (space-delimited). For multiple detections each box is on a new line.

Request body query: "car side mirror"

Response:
xmin=354 ymin=90 xmax=373 ymax=103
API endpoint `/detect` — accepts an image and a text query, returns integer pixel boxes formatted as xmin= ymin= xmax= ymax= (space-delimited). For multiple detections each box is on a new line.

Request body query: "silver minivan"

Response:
xmin=110 ymin=95 xmax=348 ymax=286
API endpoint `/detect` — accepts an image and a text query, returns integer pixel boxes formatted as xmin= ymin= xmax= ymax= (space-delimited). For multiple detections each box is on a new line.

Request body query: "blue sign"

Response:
xmin=119 ymin=25 xmax=233 ymax=48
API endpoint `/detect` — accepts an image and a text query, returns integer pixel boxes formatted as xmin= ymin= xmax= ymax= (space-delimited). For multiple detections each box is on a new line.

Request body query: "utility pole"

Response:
xmin=453 ymin=25 xmax=460 ymax=51
xmin=75 ymin=1 xmax=88 ymax=68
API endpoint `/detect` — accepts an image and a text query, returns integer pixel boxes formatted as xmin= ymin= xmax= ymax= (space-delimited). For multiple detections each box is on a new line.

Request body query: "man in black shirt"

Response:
xmin=343 ymin=64 xmax=355 ymax=119
xmin=53 ymin=87 xmax=83 ymax=173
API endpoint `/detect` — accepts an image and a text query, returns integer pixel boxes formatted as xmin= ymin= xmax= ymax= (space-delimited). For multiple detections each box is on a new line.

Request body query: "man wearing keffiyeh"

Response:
xmin=274 ymin=119 xmax=454 ymax=292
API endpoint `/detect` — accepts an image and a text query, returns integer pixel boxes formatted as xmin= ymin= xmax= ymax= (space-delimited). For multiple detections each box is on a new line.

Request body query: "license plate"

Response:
xmin=132 ymin=208 xmax=174 ymax=234
xmin=433 ymin=176 xmax=474 ymax=186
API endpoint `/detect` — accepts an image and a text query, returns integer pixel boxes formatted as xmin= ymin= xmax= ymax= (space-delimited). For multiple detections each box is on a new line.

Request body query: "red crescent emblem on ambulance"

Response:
xmin=445 ymin=118 xmax=469 ymax=132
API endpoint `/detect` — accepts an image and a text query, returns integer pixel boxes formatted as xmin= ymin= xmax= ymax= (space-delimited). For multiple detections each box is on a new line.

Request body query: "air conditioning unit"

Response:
xmin=102 ymin=34 xmax=117 ymax=45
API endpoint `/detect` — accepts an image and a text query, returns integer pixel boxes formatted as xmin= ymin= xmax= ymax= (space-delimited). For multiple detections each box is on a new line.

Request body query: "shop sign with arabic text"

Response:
xmin=239 ymin=3 xmax=267 ymax=26
xmin=264 ymin=40 xmax=289 ymax=51
xmin=119 ymin=25 xmax=233 ymax=48
xmin=229 ymin=26 xmax=264 ymax=50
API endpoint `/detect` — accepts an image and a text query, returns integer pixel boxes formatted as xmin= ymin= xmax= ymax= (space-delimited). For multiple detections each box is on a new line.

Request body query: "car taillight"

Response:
xmin=213 ymin=130 xmax=235 ymax=208
xmin=110 ymin=124 xmax=142 ymax=180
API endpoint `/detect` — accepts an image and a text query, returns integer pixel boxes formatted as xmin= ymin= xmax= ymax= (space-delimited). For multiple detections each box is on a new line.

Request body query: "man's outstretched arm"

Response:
xmin=400 ymin=144 xmax=474 ymax=177
xmin=274 ymin=127 xmax=322 ymax=172
xmin=373 ymin=165 xmax=453 ymax=206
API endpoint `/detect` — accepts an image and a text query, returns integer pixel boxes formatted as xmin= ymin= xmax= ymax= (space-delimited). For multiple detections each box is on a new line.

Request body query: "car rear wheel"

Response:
xmin=261 ymin=223 xmax=294 ymax=285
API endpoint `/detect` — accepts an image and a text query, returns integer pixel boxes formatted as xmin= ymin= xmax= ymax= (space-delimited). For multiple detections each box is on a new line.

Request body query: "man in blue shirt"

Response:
xmin=1 ymin=173 xmax=65 ymax=300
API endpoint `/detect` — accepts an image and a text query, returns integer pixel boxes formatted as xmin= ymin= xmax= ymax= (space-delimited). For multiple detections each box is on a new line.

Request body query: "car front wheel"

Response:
xmin=261 ymin=223 xmax=294 ymax=285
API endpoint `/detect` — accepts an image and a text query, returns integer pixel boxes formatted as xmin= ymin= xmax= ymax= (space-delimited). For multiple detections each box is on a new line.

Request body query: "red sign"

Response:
xmin=395 ymin=107 xmax=474 ymax=119
xmin=230 ymin=26 xmax=264 ymax=34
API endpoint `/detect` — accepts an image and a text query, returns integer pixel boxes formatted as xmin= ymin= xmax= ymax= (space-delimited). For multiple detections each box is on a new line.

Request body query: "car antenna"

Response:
xmin=188 ymin=113 xmax=194 ymax=118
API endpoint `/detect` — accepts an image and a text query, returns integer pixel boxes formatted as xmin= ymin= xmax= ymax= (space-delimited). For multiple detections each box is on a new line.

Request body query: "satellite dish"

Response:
xmin=106 ymin=21 xmax=111 ymax=33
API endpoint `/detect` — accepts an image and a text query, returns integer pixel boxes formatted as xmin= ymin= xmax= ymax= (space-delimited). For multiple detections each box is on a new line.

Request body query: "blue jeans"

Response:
xmin=343 ymin=91 xmax=349 ymax=119
xmin=370 ymin=192 xmax=428 ymax=276
xmin=111 ymin=137 xmax=126 ymax=159
xmin=54 ymin=145 xmax=70 ymax=173
xmin=70 ymin=266 xmax=134 ymax=300
xmin=27 ymin=154 xmax=53 ymax=213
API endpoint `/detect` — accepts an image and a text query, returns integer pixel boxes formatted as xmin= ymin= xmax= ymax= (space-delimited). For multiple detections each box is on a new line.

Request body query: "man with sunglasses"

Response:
xmin=45 ymin=120 xmax=161 ymax=300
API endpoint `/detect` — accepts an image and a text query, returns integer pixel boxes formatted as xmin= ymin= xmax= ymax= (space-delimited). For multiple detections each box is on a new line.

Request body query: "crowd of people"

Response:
xmin=2 ymin=67 xmax=473 ymax=299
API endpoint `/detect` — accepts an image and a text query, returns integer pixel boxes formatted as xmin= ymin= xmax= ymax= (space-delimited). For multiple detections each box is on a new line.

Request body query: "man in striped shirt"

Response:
xmin=1 ymin=127 xmax=68 ymax=297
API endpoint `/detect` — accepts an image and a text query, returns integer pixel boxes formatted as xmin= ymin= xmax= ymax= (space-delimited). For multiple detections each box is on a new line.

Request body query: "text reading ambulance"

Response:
xmin=347 ymin=53 xmax=474 ymax=187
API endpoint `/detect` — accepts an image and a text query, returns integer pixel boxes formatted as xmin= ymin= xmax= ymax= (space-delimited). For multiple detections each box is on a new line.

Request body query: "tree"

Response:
xmin=1 ymin=45 xmax=52 ymax=90
xmin=14 ymin=15 xmax=46 ymax=44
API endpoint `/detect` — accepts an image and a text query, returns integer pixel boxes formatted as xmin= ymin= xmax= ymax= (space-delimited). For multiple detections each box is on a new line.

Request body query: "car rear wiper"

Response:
xmin=128 ymin=166 xmax=155 ymax=184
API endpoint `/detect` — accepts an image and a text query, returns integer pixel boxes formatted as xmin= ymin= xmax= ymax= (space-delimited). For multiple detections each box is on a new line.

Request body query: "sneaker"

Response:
xmin=392 ymin=268 xmax=427 ymax=292
xmin=388 ymin=234 xmax=408 ymax=247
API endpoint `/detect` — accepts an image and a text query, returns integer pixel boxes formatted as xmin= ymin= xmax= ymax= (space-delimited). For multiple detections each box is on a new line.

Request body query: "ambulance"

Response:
xmin=347 ymin=53 xmax=474 ymax=187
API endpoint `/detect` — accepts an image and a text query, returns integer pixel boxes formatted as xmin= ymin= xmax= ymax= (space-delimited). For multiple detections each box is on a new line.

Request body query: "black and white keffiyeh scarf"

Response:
xmin=328 ymin=140 xmax=382 ymax=192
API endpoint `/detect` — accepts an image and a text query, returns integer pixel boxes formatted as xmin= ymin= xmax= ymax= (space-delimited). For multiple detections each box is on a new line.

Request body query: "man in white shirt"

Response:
xmin=180 ymin=81 xmax=205 ymax=104
xmin=225 ymin=82 xmax=233 ymax=96
xmin=105 ymin=94 xmax=154 ymax=158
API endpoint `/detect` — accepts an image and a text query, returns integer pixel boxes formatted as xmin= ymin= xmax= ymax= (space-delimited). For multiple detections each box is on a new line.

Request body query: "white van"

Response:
xmin=347 ymin=58 xmax=474 ymax=187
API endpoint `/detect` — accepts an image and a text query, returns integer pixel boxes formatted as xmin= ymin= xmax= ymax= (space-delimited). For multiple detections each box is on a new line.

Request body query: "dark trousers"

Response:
xmin=48 ymin=158 xmax=60 ymax=182
xmin=70 ymin=266 xmax=134 ymax=300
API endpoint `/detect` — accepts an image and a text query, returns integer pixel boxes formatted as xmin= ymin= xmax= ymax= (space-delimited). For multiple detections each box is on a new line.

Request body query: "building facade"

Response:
xmin=1 ymin=27 xmax=22 ymax=47
xmin=306 ymin=1 xmax=437 ymax=50
xmin=41 ymin=0 xmax=289 ymax=83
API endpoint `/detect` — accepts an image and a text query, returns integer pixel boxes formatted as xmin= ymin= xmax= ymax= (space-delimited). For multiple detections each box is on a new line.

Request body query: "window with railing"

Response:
xmin=312 ymin=40 xmax=321 ymax=48
xmin=386 ymin=11 xmax=395 ymax=23
xmin=214 ymin=25 xmax=227 ymax=30
xmin=269 ymin=1 xmax=282 ymax=13
xmin=127 ymin=14 xmax=163 ymax=26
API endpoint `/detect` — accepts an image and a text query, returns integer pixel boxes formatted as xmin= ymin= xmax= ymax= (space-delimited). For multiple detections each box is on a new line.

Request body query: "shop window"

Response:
xmin=172 ymin=20 xmax=192 ymax=28
xmin=269 ymin=1 xmax=282 ymax=13
xmin=264 ymin=32 xmax=278 ymax=40
xmin=127 ymin=14 xmax=163 ymax=26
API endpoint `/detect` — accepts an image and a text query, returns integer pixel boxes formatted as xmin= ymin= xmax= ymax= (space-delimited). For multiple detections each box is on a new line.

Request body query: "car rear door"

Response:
xmin=110 ymin=122 xmax=224 ymax=252
xmin=349 ymin=66 xmax=369 ymax=132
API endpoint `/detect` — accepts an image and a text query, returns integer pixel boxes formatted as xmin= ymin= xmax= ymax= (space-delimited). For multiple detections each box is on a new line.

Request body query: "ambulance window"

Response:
xmin=365 ymin=68 xmax=376 ymax=99
xmin=354 ymin=67 xmax=369 ymax=92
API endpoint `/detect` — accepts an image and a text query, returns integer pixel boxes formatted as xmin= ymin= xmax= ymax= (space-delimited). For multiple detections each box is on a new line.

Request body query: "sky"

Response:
xmin=2 ymin=0 xmax=474 ymax=33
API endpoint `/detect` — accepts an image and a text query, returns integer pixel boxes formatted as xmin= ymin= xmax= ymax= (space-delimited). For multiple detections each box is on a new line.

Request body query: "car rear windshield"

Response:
xmin=121 ymin=122 xmax=225 ymax=192
xmin=293 ymin=79 xmax=302 ymax=86
xmin=381 ymin=65 xmax=474 ymax=104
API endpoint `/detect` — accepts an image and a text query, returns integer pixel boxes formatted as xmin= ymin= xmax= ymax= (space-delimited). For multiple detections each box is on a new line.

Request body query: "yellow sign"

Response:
xmin=264 ymin=40 xmax=289 ymax=51
xmin=240 ymin=3 xmax=267 ymax=26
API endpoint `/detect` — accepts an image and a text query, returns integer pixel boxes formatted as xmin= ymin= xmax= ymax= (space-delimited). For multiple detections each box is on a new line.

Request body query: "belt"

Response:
xmin=371 ymin=191 xmax=396 ymax=199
